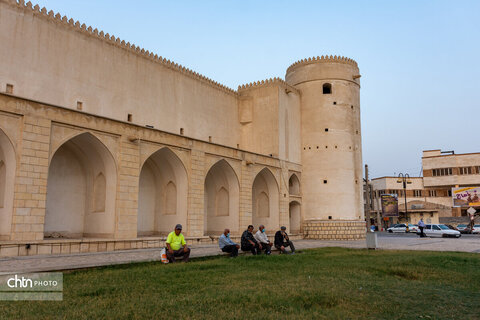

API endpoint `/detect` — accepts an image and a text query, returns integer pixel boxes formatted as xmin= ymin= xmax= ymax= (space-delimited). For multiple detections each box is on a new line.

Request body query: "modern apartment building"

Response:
xmin=367 ymin=149 xmax=480 ymax=227
xmin=423 ymin=150 xmax=480 ymax=216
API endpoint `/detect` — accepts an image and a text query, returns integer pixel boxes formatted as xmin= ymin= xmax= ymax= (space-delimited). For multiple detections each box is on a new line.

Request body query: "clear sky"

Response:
xmin=33 ymin=0 xmax=480 ymax=178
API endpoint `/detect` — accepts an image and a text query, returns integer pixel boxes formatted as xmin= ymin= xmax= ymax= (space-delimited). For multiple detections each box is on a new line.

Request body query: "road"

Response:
xmin=378 ymin=231 xmax=479 ymax=239
xmin=375 ymin=231 xmax=480 ymax=253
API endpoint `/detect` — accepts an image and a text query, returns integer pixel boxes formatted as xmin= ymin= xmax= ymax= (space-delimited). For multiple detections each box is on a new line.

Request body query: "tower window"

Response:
xmin=127 ymin=114 xmax=132 ymax=122
xmin=325 ymin=128 xmax=329 ymax=132
xmin=76 ymin=101 xmax=83 ymax=110
xmin=322 ymin=83 xmax=332 ymax=94
xmin=6 ymin=84 xmax=13 ymax=94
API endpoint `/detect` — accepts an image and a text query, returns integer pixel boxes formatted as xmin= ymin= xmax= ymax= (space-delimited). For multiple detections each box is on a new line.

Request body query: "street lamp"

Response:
xmin=397 ymin=173 xmax=412 ymax=231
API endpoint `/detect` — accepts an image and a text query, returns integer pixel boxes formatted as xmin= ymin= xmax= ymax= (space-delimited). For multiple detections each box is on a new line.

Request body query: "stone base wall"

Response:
xmin=0 ymin=234 xmax=304 ymax=257
xmin=303 ymin=220 xmax=366 ymax=240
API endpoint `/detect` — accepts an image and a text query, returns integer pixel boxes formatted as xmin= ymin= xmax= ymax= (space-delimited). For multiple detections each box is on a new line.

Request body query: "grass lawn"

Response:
xmin=1 ymin=247 xmax=479 ymax=319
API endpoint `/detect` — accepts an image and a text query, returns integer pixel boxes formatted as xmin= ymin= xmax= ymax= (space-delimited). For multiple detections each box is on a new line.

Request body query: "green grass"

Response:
xmin=1 ymin=248 xmax=480 ymax=319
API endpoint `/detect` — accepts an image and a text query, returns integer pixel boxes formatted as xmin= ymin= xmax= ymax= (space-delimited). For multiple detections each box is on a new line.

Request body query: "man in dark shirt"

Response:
xmin=241 ymin=225 xmax=261 ymax=255
xmin=274 ymin=226 xmax=295 ymax=254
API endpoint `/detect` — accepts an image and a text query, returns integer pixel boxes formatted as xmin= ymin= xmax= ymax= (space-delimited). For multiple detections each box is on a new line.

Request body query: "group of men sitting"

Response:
xmin=164 ymin=223 xmax=295 ymax=263
xmin=219 ymin=225 xmax=295 ymax=258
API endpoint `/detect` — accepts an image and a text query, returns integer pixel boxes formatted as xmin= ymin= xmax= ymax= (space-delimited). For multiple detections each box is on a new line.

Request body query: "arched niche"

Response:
xmin=289 ymin=201 xmax=301 ymax=234
xmin=138 ymin=147 xmax=188 ymax=236
xmin=252 ymin=168 xmax=280 ymax=230
xmin=0 ymin=128 xmax=16 ymax=239
xmin=289 ymin=173 xmax=300 ymax=195
xmin=204 ymin=159 xmax=239 ymax=235
xmin=45 ymin=132 xmax=117 ymax=238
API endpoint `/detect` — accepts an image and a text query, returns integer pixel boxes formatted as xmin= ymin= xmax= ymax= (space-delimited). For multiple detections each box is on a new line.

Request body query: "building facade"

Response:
xmin=423 ymin=149 xmax=480 ymax=216
xmin=368 ymin=149 xmax=480 ymax=228
xmin=369 ymin=177 xmax=443 ymax=228
xmin=0 ymin=0 xmax=365 ymax=256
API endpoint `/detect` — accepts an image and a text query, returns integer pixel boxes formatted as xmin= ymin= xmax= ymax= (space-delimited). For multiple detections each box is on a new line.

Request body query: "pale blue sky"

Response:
xmin=33 ymin=0 xmax=480 ymax=178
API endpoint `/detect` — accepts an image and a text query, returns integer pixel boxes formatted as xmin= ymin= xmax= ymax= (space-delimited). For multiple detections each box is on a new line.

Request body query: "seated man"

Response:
xmin=166 ymin=224 xmax=190 ymax=263
xmin=254 ymin=224 xmax=272 ymax=255
xmin=241 ymin=225 xmax=261 ymax=255
xmin=274 ymin=226 xmax=295 ymax=254
xmin=218 ymin=228 xmax=240 ymax=257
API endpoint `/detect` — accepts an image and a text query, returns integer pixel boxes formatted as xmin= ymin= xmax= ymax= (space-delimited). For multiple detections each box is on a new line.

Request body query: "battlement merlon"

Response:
xmin=1 ymin=0 xmax=238 ymax=96
xmin=285 ymin=55 xmax=361 ymax=87
xmin=237 ymin=77 xmax=300 ymax=95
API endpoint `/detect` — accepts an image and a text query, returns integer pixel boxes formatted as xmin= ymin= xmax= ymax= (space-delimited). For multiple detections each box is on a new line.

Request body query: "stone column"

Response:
xmin=115 ymin=135 xmax=140 ymax=239
xmin=279 ymin=163 xmax=290 ymax=230
xmin=187 ymin=147 xmax=205 ymax=237
xmin=11 ymin=116 xmax=50 ymax=241
xmin=239 ymin=159 xmax=253 ymax=234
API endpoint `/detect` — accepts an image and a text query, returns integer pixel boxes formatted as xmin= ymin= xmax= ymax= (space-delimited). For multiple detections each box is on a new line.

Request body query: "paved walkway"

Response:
xmin=1 ymin=234 xmax=479 ymax=274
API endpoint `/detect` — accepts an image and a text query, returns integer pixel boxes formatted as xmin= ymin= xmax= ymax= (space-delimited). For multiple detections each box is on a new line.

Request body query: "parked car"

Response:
xmin=457 ymin=224 xmax=468 ymax=232
xmin=417 ymin=224 xmax=461 ymax=238
xmin=387 ymin=224 xmax=408 ymax=233
xmin=472 ymin=225 xmax=480 ymax=234
xmin=460 ymin=226 xmax=472 ymax=234
xmin=408 ymin=224 xmax=418 ymax=233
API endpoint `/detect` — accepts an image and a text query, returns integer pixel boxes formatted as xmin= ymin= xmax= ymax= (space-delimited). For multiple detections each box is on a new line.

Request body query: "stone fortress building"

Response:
xmin=0 ymin=0 xmax=364 ymax=256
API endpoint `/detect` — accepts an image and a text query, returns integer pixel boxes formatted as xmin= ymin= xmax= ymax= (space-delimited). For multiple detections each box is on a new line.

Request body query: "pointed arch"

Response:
xmin=45 ymin=132 xmax=117 ymax=238
xmin=137 ymin=147 xmax=187 ymax=236
xmin=289 ymin=173 xmax=300 ymax=195
xmin=289 ymin=201 xmax=301 ymax=234
xmin=0 ymin=128 xmax=16 ymax=239
xmin=204 ymin=159 xmax=240 ymax=235
xmin=252 ymin=167 xmax=280 ymax=230
xmin=49 ymin=131 xmax=118 ymax=171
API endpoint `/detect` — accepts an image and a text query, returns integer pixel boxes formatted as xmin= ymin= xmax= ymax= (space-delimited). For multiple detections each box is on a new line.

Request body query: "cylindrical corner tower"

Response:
xmin=285 ymin=55 xmax=365 ymax=240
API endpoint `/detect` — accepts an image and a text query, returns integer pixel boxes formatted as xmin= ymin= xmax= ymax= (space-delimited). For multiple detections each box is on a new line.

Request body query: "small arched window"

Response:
xmin=93 ymin=172 xmax=106 ymax=213
xmin=164 ymin=181 xmax=177 ymax=215
xmin=215 ymin=187 xmax=229 ymax=216
xmin=323 ymin=83 xmax=332 ymax=94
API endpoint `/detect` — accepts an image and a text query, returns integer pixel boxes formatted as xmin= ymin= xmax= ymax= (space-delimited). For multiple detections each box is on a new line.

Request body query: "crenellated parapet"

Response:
xmin=286 ymin=55 xmax=358 ymax=74
xmin=1 ymin=0 xmax=238 ymax=96
xmin=238 ymin=77 xmax=299 ymax=94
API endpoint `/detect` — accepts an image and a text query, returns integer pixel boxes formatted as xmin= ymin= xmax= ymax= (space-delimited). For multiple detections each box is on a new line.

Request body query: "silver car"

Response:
xmin=418 ymin=224 xmax=461 ymax=238
xmin=387 ymin=224 xmax=407 ymax=233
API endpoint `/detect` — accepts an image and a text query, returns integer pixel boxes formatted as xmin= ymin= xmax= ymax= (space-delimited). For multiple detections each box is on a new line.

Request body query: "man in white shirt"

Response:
xmin=254 ymin=225 xmax=272 ymax=255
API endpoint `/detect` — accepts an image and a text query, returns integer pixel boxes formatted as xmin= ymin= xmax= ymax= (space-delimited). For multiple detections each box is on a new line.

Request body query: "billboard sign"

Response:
xmin=381 ymin=194 xmax=399 ymax=217
xmin=452 ymin=187 xmax=480 ymax=207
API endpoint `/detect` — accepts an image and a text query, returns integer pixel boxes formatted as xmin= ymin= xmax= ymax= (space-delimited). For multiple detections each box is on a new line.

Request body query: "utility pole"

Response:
xmin=397 ymin=173 xmax=411 ymax=231
xmin=365 ymin=164 xmax=371 ymax=230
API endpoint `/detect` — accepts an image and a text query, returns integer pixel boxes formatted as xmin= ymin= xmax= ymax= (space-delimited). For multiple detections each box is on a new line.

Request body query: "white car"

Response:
xmin=387 ymin=224 xmax=408 ymax=233
xmin=457 ymin=224 xmax=468 ymax=232
xmin=473 ymin=225 xmax=480 ymax=234
xmin=418 ymin=224 xmax=461 ymax=238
